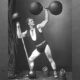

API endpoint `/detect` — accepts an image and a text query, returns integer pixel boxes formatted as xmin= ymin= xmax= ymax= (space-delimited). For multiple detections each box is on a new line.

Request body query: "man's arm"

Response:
xmin=37 ymin=9 xmax=48 ymax=29
xmin=16 ymin=22 xmax=27 ymax=38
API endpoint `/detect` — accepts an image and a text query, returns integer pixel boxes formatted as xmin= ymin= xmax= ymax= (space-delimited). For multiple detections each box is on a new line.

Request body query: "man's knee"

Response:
xmin=29 ymin=57 xmax=33 ymax=62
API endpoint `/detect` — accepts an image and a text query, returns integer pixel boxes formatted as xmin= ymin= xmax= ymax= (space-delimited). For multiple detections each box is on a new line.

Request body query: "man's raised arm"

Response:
xmin=16 ymin=22 xmax=27 ymax=38
xmin=37 ymin=9 xmax=49 ymax=28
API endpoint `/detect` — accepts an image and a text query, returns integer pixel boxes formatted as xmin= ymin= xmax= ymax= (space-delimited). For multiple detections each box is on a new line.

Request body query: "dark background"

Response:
xmin=12 ymin=0 xmax=72 ymax=73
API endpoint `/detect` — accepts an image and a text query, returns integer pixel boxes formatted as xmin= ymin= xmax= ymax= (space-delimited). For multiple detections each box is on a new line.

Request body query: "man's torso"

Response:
xmin=27 ymin=27 xmax=45 ymax=45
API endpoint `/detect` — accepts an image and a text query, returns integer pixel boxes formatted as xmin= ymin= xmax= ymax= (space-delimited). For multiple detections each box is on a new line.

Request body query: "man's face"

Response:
xmin=28 ymin=18 xmax=35 ymax=28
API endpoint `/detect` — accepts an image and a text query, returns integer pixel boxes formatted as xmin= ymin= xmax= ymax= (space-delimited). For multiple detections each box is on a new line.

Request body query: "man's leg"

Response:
xmin=28 ymin=49 xmax=40 ymax=74
xmin=44 ymin=44 xmax=58 ymax=78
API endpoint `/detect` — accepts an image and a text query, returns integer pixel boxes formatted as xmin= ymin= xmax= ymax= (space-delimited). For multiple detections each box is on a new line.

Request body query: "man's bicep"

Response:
xmin=37 ymin=21 xmax=47 ymax=28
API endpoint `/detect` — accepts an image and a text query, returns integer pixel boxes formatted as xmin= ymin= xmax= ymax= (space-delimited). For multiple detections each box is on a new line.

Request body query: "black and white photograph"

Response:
xmin=8 ymin=0 xmax=72 ymax=80
xmin=0 ymin=0 xmax=80 ymax=80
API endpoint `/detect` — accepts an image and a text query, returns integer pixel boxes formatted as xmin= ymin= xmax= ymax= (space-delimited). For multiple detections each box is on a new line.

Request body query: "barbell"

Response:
xmin=29 ymin=1 xmax=63 ymax=15
xmin=12 ymin=0 xmax=63 ymax=20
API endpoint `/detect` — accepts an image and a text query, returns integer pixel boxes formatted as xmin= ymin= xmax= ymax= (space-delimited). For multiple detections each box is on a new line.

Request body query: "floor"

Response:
xmin=8 ymin=71 xmax=72 ymax=80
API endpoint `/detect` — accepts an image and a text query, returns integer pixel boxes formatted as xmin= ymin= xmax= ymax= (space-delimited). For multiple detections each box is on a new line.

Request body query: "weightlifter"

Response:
xmin=16 ymin=9 xmax=58 ymax=78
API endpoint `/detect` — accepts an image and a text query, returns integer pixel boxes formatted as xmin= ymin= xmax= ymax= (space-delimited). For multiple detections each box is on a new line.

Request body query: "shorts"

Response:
xmin=36 ymin=41 xmax=47 ymax=53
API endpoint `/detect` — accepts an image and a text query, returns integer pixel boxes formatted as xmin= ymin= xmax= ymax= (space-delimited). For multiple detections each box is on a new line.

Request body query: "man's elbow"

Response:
xmin=45 ymin=17 xmax=48 ymax=22
xmin=45 ymin=19 xmax=48 ymax=24
xmin=17 ymin=34 xmax=22 ymax=39
xmin=46 ymin=19 xmax=48 ymax=23
xmin=42 ymin=21 xmax=48 ymax=27
xmin=17 ymin=35 xmax=21 ymax=39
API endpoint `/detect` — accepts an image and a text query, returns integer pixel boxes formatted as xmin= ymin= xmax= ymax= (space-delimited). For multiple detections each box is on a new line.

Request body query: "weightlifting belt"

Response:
xmin=36 ymin=40 xmax=46 ymax=47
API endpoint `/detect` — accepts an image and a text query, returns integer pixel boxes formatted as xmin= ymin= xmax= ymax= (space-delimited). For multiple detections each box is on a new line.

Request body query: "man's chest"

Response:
xmin=30 ymin=28 xmax=37 ymax=41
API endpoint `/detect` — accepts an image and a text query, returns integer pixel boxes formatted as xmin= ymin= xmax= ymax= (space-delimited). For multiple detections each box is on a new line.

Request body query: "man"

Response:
xmin=16 ymin=9 xmax=58 ymax=78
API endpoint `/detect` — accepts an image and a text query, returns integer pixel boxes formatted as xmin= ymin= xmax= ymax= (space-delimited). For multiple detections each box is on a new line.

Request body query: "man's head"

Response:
xmin=27 ymin=18 xmax=35 ymax=29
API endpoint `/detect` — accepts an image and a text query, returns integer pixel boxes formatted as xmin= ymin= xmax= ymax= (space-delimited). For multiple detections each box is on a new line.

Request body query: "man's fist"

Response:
xmin=12 ymin=13 xmax=18 ymax=19
xmin=16 ymin=22 xmax=21 ymax=31
xmin=16 ymin=22 xmax=22 ymax=38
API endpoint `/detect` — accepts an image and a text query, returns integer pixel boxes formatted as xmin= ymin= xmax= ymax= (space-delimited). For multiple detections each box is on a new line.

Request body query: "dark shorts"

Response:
xmin=36 ymin=41 xmax=47 ymax=53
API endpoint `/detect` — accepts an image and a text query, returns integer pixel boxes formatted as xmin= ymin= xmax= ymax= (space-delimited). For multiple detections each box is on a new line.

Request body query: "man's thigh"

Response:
xmin=29 ymin=49 xmax=41 ymax=61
